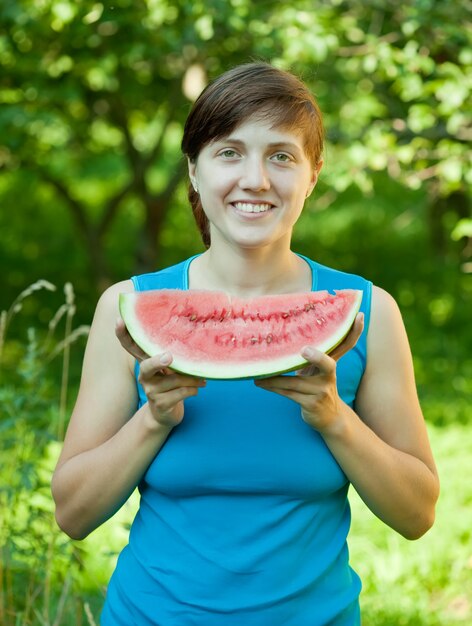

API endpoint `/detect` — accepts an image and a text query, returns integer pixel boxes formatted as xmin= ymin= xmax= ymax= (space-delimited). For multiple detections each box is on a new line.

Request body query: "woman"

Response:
xmin=52 ymin=63 xmax=439 ymax=625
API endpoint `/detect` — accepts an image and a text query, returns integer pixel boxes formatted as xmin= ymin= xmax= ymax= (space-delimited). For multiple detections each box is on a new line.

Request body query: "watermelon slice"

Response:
xmin=119 ymin=289 xmax=362 ymax=379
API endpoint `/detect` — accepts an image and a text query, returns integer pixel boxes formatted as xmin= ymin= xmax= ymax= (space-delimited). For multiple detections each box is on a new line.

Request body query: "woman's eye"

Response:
xmin=272 ymin=153 xmax=291 ymax=162
xmin=219 ymin=149 xmax=238 ymax=158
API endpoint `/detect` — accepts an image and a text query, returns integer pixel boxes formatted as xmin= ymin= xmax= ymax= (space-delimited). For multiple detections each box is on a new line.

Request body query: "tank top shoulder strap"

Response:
xmin=131 ymin=255 xmax=200 ymax=292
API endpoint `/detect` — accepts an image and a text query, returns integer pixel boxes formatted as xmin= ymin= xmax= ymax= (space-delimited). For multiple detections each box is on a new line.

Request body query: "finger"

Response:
xmin=149 ymin=385 xmax=202 ymax=411
xmin=254 ymin=381 xmax=304 ymax=404
xmin=255 ymin=373 xmax=324 ymax=393
xmin=144 ymin=372 xmax=207 ymax=392
xmin=296 ymin=348 xmax=325 ymax=377
xmin=299 ymin=347 xmax=336 ymax=377
xmin=297 ymin=363 xmax=321 ymax=376
xmin=139 ymin=354 xmax=206 ymax=386
xmin=139 ymin=352 xmax=174 ymax=378
xmin=328 ymin=312 xmax=364 ymax=361
xmin=115 ymin=318 xmax=149 ymax=362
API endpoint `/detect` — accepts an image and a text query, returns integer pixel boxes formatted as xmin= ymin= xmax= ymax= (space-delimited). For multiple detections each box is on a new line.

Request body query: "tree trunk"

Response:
xmin=135 ymin=197 xmax=169 ymax=273
xmin=428 ymin=189 xmax=470 ymax=259
xmin=86 ymin=230 xmax=112 ymax=293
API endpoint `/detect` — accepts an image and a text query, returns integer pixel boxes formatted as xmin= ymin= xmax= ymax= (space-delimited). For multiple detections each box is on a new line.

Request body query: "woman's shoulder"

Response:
xmin=94 ymin=254 xmax=196 ymax=316
xmin=86 ymin=280 xmax=135 ymax=334
xmin=369 ymin=285 xmax=404 ymax=330
xmin=103 ymin=279 xmax=135 ymax=297
xmin=96 ymin=279 xmax=134 ymax=311
xmin=363 ymin=285 xmax=414 ymax=377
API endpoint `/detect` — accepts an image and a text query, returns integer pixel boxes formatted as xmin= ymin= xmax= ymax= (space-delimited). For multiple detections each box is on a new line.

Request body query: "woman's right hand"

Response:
xmin=115 ymin=317 xmax=206 ymax=428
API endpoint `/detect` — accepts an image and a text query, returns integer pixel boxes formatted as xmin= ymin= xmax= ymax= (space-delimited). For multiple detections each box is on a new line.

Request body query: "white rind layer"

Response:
xmin=119 ymin=290 xmax=363 ymax=380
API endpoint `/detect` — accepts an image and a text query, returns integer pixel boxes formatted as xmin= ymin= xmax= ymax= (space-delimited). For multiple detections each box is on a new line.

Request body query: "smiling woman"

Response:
xmin=186 ymin=118 xmax=320 ymax=254
xmin=51 ymin=62 xmax=439 ymax=626
xmin=182 ymin=62 xmax=324 ymax=249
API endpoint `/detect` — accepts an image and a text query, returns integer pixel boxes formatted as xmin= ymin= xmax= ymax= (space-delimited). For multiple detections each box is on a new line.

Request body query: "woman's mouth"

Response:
xmin=232 ymin=202 xmax=273 ymax=214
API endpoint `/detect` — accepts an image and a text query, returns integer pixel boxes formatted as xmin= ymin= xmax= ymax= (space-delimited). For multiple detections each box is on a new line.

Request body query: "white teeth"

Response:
xmin=234 ymin=202 xmax=272 ymax=213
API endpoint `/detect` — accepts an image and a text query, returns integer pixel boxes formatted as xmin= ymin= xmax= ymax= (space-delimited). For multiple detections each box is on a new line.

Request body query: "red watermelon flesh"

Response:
xmin=119 ymin=289 xmax=362 ymax=379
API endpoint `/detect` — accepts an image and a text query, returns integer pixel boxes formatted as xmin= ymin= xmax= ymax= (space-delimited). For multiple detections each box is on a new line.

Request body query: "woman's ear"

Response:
xmin=187 ymin=159 xmax=199 ymax=193
xmin=306 ymin=160 xmax=323 ymax=198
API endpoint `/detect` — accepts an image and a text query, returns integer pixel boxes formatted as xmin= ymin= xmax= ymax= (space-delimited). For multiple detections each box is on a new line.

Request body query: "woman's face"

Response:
xmin=188 ymin=116 xmax=322 ymax=251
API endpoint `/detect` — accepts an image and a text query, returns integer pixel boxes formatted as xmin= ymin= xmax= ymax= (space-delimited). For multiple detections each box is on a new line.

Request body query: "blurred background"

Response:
xmin=1 ymin=1 xmax=471 ymax=624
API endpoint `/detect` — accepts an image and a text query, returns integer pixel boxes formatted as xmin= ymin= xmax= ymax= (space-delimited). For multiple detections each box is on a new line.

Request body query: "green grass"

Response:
xmin=349 ymin=424 xmax=472 ymax=625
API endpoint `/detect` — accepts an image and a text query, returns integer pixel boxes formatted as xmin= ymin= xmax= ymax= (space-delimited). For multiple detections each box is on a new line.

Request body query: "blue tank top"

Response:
xmin=101 ymin=255 xmax=372 ymax=626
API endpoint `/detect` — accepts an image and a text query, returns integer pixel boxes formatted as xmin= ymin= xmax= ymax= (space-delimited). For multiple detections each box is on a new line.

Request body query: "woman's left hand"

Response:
xmin=255 ymin=313 xmax=364 ymax=434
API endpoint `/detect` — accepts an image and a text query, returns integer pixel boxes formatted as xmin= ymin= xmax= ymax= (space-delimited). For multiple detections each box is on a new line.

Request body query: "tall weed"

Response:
xmin=0 ymin=281 xmax=92 ymax=625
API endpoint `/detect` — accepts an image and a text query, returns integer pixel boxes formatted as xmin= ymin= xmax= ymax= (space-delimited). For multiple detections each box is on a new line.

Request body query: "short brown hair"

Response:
xmin=181 ymin=62 xmax=324 ymax=247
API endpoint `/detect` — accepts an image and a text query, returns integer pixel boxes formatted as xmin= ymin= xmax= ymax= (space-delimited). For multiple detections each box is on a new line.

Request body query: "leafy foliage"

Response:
xmin=1 ymin=0 xmax=470 ymax=292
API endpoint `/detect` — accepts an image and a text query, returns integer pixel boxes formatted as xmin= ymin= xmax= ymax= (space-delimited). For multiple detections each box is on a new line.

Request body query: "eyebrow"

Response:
xmin=214 ymin=137 xmax=303 ymax=153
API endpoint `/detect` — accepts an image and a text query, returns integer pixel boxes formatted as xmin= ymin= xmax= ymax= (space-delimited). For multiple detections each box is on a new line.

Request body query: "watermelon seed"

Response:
xmin=190 ymin=314 xmax=197 ymax=321
xmin=266 ymin=334 xmax=273 ymax=343
xmin=250 ymin=337 xmax=258 ymax=344
xmin=219 ymin=309 xmax=230 ymax=321
xmin=282 ymin=312 xmax=290 ymax=318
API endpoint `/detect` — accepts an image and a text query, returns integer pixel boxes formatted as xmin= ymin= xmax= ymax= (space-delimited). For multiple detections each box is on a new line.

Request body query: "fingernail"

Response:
xmin=302 ymin=347 xmax=315 ymax=359
xmin=160 ymin=352 xmax=171 ymax=365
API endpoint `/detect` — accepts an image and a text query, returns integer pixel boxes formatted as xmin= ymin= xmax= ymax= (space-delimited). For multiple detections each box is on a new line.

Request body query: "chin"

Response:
xmin=232 ymin=236 xmax=275 ymax=249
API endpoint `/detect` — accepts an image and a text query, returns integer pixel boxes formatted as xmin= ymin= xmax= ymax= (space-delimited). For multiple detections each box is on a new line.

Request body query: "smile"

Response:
xmin=233 ymin=202 xmax=273 ymax=214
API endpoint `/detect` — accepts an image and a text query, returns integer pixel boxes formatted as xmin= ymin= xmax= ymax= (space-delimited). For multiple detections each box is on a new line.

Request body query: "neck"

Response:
xmin=190 ymin=242 xmax=312 ymax=297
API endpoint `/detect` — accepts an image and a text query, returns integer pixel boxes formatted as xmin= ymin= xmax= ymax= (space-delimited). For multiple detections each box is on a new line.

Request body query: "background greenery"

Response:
xmin=1 ymin=0 xmax=471 ymax=624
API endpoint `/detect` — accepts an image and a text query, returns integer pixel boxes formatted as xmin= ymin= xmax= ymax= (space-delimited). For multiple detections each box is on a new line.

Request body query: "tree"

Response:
xmin=1 ymin=0 xmax=470 ymax=291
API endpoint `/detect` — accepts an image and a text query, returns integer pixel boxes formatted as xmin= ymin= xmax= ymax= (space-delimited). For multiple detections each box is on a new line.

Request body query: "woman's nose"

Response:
xmin=239 ymin=157 xmax=270 ymax=191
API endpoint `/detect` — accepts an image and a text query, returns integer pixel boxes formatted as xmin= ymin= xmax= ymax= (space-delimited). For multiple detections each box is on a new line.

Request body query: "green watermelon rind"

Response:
xmin=119 ymin=290 xmax=363 ymax=380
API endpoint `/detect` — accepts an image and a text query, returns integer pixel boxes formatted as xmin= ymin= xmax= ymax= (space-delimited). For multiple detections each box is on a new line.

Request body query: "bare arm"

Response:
xmin=256 ymin=286 xmax=439 ymax=539
xmin=51 ymin=281 xmax=205 ymax=540
xmin=321 ymin=287 xmax=439 ymax=538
